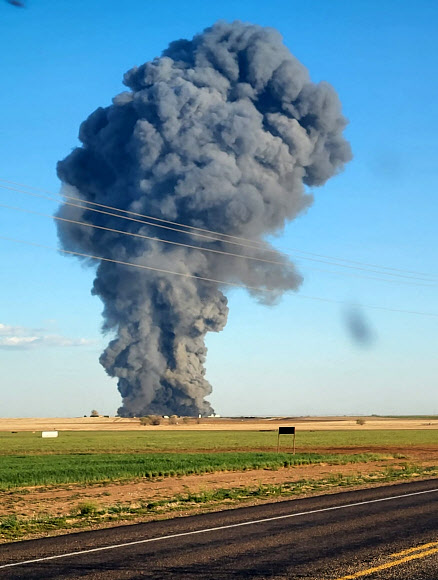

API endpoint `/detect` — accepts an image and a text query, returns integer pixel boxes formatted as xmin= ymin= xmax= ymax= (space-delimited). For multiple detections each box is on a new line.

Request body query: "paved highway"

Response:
xmin=0 ymin=479 xmax=437 ymax=579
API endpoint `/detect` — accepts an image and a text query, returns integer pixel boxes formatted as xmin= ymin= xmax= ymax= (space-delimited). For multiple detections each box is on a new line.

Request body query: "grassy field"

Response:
xmin=0 ymin=429 xmax=436 ymax=455
xmin=0 ymin=452 xmax=386 ymax=489
xmin=0 ymin=426 xmax=436 ymax=542
xmin=0 ymin=429 xmax=432 ymax=489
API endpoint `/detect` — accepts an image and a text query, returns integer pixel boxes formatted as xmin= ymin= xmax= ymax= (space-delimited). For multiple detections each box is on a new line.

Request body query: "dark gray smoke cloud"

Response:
xmin=56 ymin=21 xmax=352 ymax=417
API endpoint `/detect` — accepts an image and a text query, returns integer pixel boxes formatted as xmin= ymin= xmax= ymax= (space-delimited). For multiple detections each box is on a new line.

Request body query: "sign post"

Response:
xmin=277 ymin=426 xmax=296 ymax=454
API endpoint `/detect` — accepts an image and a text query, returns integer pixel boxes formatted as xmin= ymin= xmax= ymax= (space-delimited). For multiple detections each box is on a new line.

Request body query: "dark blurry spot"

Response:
xmin=343 ymin=305 xmax=375 ymax=346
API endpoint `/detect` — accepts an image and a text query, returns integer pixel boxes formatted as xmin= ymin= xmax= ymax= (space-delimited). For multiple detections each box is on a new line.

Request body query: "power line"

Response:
xmin=3 ymin=178 xmax=436 ymax=279
xmin=1 ymin=183 xmax=435 ymax=286
xmin=1 ymin=234 xmax=437 ymax=318
xmin=1 ymin=179 xmax=265 ymax=245
xmin=2 ymin=181 xmax=436 ymax=282
xmin=1 ymin=183 xmax=283 ymax=254
xmin=1 ymin=178 xmax=436 ymax=282
xmin=0 ymin=234 xmax=292 ymax=292
xmin=0 ymin=202 xmax=291 ymax=268
xmin=1 ymin=201 xmax=435 ymax=288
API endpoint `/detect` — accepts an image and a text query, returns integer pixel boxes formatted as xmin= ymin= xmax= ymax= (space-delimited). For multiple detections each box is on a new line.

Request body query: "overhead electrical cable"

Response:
xmin=0 ymin=178 xmax=428 ymax=275
xmin=1 ymin=181 xmax=435 ymax=283
xmin=1 ymin=234 xmax=437 ymax=318
xmin=0 ymin=202 xmax=290 ymax=267
xmin=2 ymin=178 xmax=436 ymax=280
xmin=1 ymin=201 xmax=435 ymax=288
xmin=0 ymin=179 xmax=271 ymax=245
xmin=0 ymin=179 xmax=436 ymax=282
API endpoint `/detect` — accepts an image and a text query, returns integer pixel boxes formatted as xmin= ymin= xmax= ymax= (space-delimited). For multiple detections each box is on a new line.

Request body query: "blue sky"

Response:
xmin=0 ymin=0 xmax=437 ymax=417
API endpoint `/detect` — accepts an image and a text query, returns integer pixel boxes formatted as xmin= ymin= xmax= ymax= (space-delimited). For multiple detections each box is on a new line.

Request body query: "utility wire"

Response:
xmin=1 ymin=201 xmax=435 ymax=288
xmin=0 ymin=179 xmax=265 ymax=245
xmin=1 ymin=183 xmax=435 ymax=286
xmin=0 ymin=202 xmax=290 ymax=268
xmin=3 ymin=178 xmax=436 ymax=279
xmin=1 ymin=234 xmax=437 ymax=318
xmin=1 ymin=178 xmax=436 ymax=282
xmin=2 ymin=181 xmax=435 ymax=282
xmin=0 ymin=178 xmax=428 ymax=275
xmin=1 ymin=183 xmax=284 ymax=252
xmin=1 ymin=183 xmax=436 ymax=284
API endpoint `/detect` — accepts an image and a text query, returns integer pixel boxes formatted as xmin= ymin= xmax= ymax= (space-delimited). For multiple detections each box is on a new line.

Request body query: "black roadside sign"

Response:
xmin=278 ymin=426 xmax=295 ymax=435
xmin=277 ymin=426 xmax=296 ymax=453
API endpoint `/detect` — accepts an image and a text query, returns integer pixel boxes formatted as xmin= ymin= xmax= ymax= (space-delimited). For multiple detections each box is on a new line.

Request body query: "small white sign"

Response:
xmin=41 ymin=431 xmax=58 ymax=438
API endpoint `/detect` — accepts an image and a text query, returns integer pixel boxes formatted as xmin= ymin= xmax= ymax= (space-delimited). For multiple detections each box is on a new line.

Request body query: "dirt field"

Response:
xmin=1 ymin=415 xmax=438 ymax=431
xmin=1 ymin=459 xmax=399 ymax=519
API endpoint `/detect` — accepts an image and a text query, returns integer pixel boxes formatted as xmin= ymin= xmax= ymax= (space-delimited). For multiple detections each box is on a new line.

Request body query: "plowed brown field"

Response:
xmin=1 ymin=415 xmax=438 ymax=431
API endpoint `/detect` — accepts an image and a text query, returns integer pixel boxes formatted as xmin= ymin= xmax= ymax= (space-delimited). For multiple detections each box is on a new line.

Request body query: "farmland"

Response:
xmin=0 ymin=452 xmax=386 ymax=489
xmin=0 ymin=417 xmax=436 ymax=542
xmin=1 ymin=425 xmax=437 ymax=455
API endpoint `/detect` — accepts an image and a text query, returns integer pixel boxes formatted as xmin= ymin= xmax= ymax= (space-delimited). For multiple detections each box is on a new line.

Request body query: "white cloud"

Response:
xmin=0 ymin=323 xmax=37 ymax=337
xmin=0 ymin=324 xmax=95 ymax=350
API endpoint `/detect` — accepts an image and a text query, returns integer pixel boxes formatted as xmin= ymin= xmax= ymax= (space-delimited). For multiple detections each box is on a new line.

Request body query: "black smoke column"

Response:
xmin=56 ymin=21 xmax=352 ymax=417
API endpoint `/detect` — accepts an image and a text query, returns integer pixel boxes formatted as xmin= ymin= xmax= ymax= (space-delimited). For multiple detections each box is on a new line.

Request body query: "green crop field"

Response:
xmin=0 ymin=430 xmax=434 ymax=490
xmin=0 ymin=428 xmax=435 ymax=540
xmin=0 ymin=429 xmax=436 ymax=455
xmin=0 ymin=452 xmax=386 ymax=489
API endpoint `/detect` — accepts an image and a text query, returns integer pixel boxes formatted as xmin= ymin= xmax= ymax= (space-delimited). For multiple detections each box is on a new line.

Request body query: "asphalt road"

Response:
xmin=0 ymin=479 xmax=437 ymax=579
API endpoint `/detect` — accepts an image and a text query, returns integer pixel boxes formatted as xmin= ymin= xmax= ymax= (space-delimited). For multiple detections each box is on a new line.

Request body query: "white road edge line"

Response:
xmin=1 ymin=487 xmax=437 ymax=569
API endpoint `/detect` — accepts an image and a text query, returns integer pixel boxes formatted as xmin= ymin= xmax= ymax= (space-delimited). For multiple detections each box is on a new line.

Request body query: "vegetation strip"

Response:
xmin=0 ymin=429 xmax=436 ymax=455
xmin=0 ymin=452 xmax=385 ymax=489
xmin=1 ymin=464 xmax=436 ymax=541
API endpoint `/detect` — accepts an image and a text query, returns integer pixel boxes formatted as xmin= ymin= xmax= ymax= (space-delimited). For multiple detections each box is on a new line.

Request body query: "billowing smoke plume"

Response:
xmin=56 ymin=21 xmax=352 ymax=416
